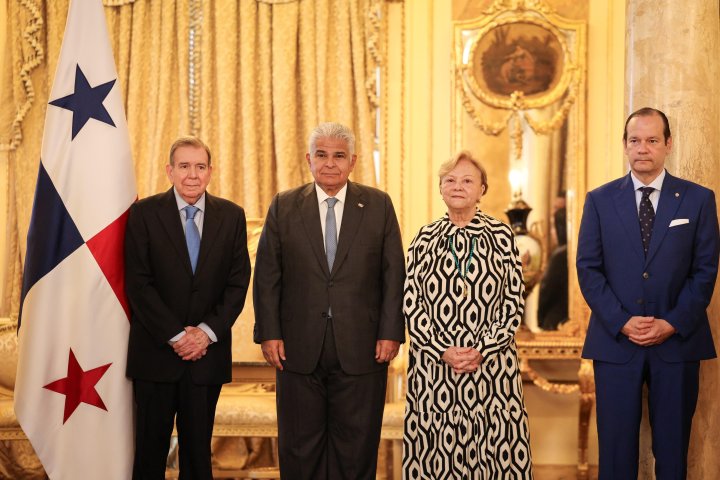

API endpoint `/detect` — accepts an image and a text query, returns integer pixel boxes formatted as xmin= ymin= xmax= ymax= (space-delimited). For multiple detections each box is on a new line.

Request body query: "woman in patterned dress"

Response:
xmin=403 ymin=151 xmax=532 ymax=479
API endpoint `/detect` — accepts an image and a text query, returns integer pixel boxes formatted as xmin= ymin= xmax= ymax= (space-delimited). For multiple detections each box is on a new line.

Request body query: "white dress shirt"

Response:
xmin=174 ymin=188 xmax=206 ymax=235
xmin=631 ymin=169 xmax=665 ymax=214
xmin=315 ymin=183 xmax=348 ymax=251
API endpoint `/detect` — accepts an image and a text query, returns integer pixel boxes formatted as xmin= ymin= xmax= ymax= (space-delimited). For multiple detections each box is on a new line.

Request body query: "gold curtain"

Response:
xmin=0 ymin=0 xmax=387 ymax=318
xmin=106 ymin=0 xmax=191 ymax=199
xmin=196 ymin=0 xmax=378 ymax=217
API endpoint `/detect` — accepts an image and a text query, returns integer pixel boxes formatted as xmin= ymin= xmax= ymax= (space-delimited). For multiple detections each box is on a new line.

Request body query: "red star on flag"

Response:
xmin=43 ymin=349 xmax=112 ymax=424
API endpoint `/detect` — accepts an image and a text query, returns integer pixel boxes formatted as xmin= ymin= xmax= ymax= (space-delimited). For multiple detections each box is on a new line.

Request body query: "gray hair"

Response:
xmin=169 ymin=135 xmax=212 ymax=166
xmin=308 ymin=122 xmax=356 ymax=155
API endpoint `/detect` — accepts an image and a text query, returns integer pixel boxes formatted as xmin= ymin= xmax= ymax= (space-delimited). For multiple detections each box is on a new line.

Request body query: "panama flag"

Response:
xmin=13 ymin=0 xmax=136 ymax=477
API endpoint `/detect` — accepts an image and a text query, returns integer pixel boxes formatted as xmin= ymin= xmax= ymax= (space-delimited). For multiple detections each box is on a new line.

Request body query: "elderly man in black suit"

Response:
xmin=125 ymin=136 xmax=251 ymax=479
xmin=253 ymin=122 xmax=406 ymax=479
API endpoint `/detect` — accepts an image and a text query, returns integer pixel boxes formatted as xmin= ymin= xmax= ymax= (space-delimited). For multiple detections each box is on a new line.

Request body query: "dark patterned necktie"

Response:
xmin=638 ymin=187 xmax=655 ymax=256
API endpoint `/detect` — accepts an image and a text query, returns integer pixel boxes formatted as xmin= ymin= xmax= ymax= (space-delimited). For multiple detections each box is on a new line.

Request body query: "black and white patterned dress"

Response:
xmin=403 ymin=211 xmax=532 ymax=479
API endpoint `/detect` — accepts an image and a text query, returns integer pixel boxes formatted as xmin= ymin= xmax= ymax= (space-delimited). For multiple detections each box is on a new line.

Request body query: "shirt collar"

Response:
xmin=631 ymin=169 xmax=666 ymax=192
xmin=173 ymin=187 xmax=206 ymax=212
xmin=315 ymin=183 xmax=348 ymax=205
xmin=442 ymin=209 xmax=487 ymax=236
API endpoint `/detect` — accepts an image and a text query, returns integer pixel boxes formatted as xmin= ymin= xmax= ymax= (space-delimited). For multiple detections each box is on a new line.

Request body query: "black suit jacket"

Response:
xmin=253 ymin=182 xmax=405 ymax=375
xmin=125 ymin=189 xmax=251 ymax=385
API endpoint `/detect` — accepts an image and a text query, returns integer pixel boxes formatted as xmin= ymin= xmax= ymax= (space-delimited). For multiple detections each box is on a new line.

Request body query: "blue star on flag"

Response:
xmin=49 ymin=64 xmax=116 ymax=139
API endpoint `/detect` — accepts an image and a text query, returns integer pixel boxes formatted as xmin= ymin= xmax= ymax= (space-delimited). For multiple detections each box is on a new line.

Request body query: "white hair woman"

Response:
xmin=403 ymin=151 xmax=532 ymax=479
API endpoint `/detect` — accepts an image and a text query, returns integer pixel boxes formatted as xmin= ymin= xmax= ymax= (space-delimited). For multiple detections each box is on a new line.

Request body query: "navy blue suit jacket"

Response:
xmin=578 ymin=172 xmax=719 ymax=363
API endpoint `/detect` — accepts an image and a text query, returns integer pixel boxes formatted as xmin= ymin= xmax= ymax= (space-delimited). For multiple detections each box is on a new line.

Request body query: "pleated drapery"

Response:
xmin=0 ymin=0 xmax=393 ymax=317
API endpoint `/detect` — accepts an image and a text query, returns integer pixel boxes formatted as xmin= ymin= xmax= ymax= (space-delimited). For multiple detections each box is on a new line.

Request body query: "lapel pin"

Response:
xmin=675 ymin=193 xmax=679 ymax=198
xmin=358 ymin=203 xmax=364 ymax=208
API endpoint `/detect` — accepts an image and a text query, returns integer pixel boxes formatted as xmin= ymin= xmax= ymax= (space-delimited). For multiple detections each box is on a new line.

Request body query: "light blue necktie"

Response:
xmin=325 ymin=197 xmax=338 ymax=270
xmin=184 ymin=205 xmax=201 ymax=273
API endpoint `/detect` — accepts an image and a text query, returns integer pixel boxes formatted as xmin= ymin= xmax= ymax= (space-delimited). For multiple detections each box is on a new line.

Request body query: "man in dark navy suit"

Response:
xmin=577 ymin=107 xmax=719 ymax=479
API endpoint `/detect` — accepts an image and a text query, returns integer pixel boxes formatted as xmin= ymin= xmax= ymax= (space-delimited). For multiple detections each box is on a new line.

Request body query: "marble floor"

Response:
xmin=533 ymin=465 xmax=599 ymax=480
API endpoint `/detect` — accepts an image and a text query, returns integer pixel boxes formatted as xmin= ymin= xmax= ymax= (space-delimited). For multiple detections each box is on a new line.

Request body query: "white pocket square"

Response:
xmin=669 ymin=218 xmax=689 ymax=227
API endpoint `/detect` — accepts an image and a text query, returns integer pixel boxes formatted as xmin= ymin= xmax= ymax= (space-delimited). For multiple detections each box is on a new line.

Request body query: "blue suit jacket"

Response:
xmin=578 ymin=172 xmax=719 ymax=363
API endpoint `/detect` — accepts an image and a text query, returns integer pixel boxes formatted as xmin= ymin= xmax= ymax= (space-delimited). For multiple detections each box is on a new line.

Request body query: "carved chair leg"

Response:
xmin=577 ymin=359 xmax=596 ymax=480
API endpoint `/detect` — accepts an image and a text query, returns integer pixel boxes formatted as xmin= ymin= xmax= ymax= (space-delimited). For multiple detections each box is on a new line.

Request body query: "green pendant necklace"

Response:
xmin=449 ymin=236 xmax=477 ymax=298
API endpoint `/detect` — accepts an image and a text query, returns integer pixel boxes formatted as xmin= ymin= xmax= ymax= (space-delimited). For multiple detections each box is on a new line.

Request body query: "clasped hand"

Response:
xmin=173 ymin=326 xmax=210 ymax=361
xmin=622 ymin=316 xmax=676 ymax=346
xmin=442 ymin=346 xmax=483 ymax=374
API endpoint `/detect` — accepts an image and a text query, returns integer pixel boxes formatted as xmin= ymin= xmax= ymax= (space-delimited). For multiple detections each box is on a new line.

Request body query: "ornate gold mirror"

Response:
xmin=452 ymin=0 xmax=588 ymax=344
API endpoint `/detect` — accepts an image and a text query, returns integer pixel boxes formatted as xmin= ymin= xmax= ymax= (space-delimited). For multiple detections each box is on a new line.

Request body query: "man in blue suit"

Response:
xmin=577 ymin=107 xmax=719 ymax=479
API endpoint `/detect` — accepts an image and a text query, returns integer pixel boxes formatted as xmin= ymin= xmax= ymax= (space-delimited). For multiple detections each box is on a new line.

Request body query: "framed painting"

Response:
xmin=458 ymin=15 xmax=579 ymax=110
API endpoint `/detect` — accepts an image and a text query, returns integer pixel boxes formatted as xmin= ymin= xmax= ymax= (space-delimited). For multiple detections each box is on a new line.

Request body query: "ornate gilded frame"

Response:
xmin=453 ymin=1 xmax=586 ymax=154
xmin=461 ymin=16 xmax=573 ymax=110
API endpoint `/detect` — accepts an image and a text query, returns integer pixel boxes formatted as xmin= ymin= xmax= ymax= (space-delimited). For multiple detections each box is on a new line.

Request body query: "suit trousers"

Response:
xmin=132 ymin=372 xmax=222 ymax=480
xmin=594 ymin=348 xmax=699 ymax=480
xmin=276 ymin=319 xmax=388 ymax=480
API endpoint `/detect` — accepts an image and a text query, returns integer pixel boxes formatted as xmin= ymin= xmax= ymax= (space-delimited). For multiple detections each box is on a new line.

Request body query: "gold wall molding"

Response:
xmin=482 ymin=0 xmax=554 ymax=16
xmin=0 ymin=0 xmax=44 ymax=153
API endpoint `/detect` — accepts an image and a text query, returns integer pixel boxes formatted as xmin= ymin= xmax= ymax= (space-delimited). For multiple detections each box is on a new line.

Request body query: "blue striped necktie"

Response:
xmin=184 ymin=205 xmax=201 ymax=272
